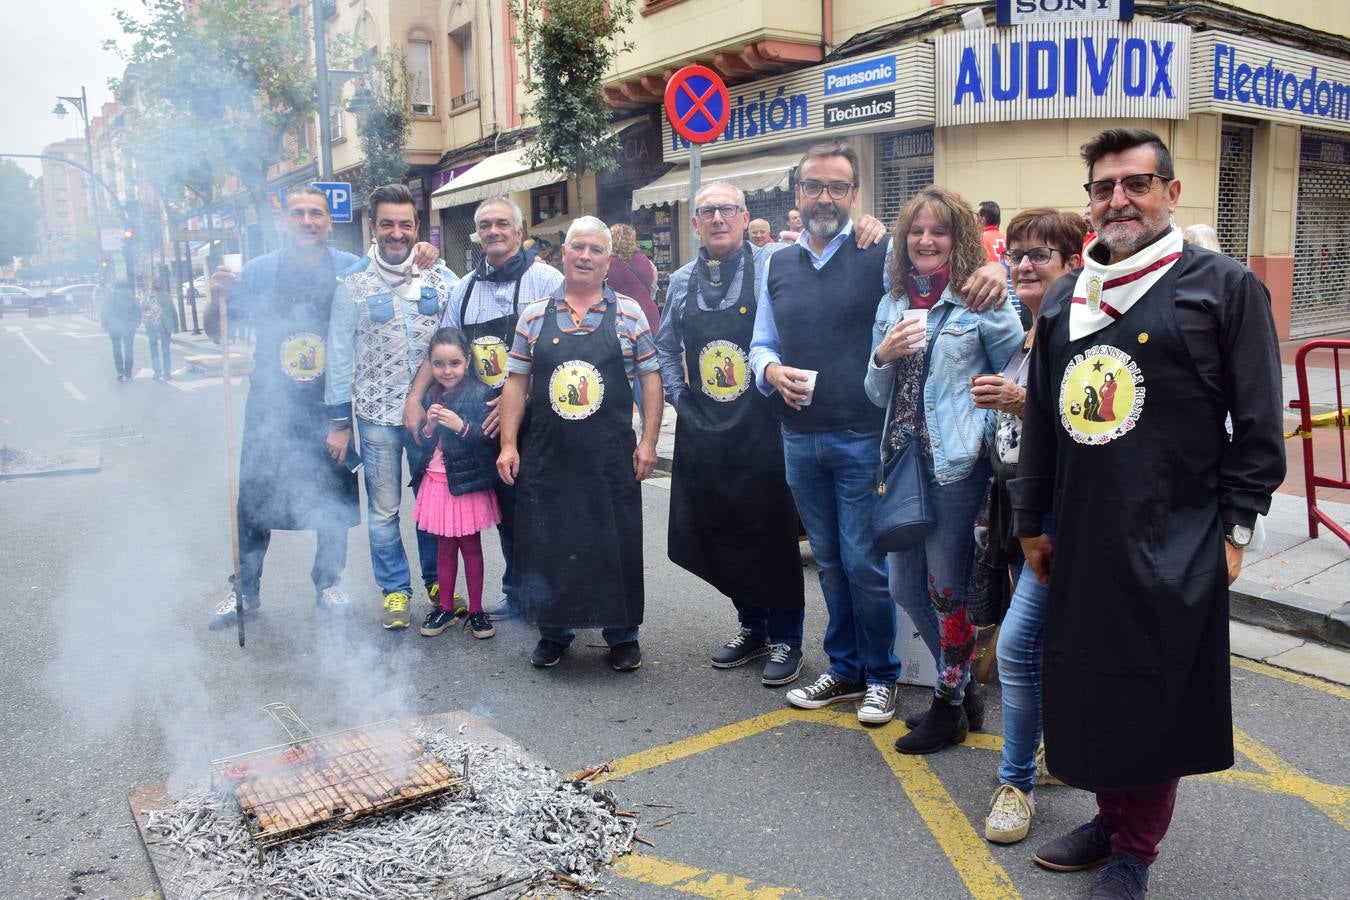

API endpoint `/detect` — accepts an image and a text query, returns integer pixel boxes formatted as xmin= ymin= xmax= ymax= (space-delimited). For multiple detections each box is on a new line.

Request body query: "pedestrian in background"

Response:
xmin=141 ymin=273 xmax=178 ymax=381
xmin=607 ymin=222 xmax=662 ymax=419
xmin=100 ymin=279 xmax=140 ymax=382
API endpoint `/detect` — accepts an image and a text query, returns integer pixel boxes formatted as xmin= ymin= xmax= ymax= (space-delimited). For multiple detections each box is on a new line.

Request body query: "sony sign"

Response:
xmin=996 ymin=0 xmax=1134 ymax=27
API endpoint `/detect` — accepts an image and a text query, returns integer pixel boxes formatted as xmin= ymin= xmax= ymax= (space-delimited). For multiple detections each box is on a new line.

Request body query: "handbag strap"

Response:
xmin=881 ymin=301 xmax=955 ymax=470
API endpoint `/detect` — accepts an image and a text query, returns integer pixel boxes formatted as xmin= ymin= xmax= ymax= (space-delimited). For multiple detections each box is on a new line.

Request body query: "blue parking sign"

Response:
xmin=312 ymin=181 xmax=353 ymax=223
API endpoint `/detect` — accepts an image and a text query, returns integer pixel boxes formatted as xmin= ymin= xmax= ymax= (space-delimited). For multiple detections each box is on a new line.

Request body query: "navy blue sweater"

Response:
xmin=409 ymin=378 xmax=498 ymax=496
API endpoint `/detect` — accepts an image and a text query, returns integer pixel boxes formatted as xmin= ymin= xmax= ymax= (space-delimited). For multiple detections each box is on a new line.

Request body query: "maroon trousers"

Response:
xmin=1096 ymin=778 xmax=1181 ymax=865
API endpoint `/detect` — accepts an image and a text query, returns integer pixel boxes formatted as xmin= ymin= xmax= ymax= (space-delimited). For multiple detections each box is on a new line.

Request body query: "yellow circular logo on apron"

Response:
xmin=1058 ymin=344 xmax=1144 ymax=445
xmin=280 ymin=332 xmax=325 ymax=382
xmin=472 ymin=336 xmax=509 ymax=389
xmin=698 ymin=339 xmax=750 ymax=402
xmin=548 ymin=360 xmax=605 ymax=421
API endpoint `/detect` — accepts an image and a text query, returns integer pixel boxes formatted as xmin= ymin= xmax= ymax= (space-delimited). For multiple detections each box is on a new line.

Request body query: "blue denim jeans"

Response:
xmin=539 ymin=626 xmax=640 ymax=647
xmin=781 ymin=426 xmax=897 ymax=686
xmin=888 ymin=456 xmax=990 ymax=706
xmin=998 ymin=554 xmax=1051 ymax=791
xmin=357 ymin=419 xmax=437 ymax=595
xmin=145 ymin=324 xmax=172 ymax=376
xmin=732 ymin=599 xmax=804 ymax=648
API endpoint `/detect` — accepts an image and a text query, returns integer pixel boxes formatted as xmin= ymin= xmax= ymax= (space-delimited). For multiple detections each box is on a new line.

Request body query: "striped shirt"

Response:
xmin=507 ymin=286 xmax=659 ymax=381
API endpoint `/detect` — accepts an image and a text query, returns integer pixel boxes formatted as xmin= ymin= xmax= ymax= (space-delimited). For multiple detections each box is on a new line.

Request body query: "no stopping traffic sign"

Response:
xmin=664 ymin=65 xmax=730 ymax=145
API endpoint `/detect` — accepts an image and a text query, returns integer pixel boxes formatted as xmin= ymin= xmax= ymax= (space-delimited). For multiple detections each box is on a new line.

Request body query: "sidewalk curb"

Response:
xmin=1229 ymin=582 xmax=1349 ymax=649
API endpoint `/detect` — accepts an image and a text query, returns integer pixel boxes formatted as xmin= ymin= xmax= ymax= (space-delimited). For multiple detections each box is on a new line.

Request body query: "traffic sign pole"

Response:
xmin=688 ymin=147 xmax=701 ymax=248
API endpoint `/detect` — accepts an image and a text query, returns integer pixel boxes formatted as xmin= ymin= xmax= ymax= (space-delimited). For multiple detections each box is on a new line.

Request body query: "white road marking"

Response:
xmin=135 ymin=368 xmax=155 ymax=379
xmin=5 ymin=325 xmax=20 ymax=333
xmin=170 ymin=376 xmax=244 ymax=392
xmin=65 ymin=332 xmax=104 ymax=339
xmin=35 ymin=323 xmax=52 ymax=331
xmin=63 ymin=381 xmax=87 ymax=402
xmin=16 ymin=331 xmax=52 ymax=365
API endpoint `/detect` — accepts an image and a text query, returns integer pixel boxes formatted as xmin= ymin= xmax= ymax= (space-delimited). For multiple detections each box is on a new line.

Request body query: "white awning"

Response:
xmin=430 ymin=145 xmax=565 ymax=211
xmin=631 ymin=149 xmax=801 ymax=210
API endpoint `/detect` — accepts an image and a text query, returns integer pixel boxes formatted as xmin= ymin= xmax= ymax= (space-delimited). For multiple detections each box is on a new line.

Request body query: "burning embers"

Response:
xmin=212 ymin=721 xmax=467 ymax=856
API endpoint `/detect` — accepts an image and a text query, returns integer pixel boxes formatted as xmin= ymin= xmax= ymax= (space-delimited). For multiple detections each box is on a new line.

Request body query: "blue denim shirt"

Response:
xmin=864 ymin=286 xmax=1023 ymax=484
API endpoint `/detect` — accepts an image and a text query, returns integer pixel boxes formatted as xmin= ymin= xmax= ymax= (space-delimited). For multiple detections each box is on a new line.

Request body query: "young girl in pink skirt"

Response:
xmin=412 ymin=327 xmax=501 ymax=639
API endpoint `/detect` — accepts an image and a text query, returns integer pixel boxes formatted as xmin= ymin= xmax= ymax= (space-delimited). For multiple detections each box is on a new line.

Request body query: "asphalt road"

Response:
xmin=1 ymin=313 xmax=1346 ymax=899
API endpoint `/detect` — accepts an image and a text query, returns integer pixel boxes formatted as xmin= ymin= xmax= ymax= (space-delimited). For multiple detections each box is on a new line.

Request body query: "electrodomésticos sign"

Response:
xmin=935 ymin=20 xmax=1190 ymax=127
xmin=1190 ymin=32 xmax=1350 ymax=130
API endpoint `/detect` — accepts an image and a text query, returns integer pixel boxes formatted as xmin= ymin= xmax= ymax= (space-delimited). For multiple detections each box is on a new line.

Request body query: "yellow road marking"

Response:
xmin=598 ymin=707 xmax=803 ymax=782
xmin=612 ymin=854 xmax=805 ymax=899
xmin=864 ymin=727 xmax=1021 ymax=899
xmin=1231 ymin=656 xmax=1350 ymax=700
xmin=1233 ymin=728 xmax=1350 ymax=829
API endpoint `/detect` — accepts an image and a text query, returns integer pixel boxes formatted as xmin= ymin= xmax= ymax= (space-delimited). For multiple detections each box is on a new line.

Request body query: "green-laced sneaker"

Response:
xmin=382 ymin=591 xmax=411 ymax=629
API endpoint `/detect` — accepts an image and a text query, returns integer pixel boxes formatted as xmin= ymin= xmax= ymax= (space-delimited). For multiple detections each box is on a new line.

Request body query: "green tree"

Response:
xmin=0 ymin=160 xmax=41 ymax=264
xmin=352 ymin=49 xmax=413 ymax=198
xmin=108 ymin=0 xmax=317 ymax=250
xmin=509 ymin=0 xmax=634 ymax=214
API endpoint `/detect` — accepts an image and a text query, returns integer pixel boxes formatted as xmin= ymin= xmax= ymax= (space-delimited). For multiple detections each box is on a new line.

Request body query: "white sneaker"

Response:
xmin=856 ymin=682 xmax=898 ymax=724
xmin=317 ymin=585 xmax=352 ymax=615
xmin=985 ymin=783 xmax=1035 ymax=844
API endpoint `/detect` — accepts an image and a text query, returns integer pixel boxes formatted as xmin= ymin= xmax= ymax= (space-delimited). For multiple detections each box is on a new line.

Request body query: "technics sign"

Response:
xmin=996 ymin=0 xmax=1134 ymax=27
xmin=935 ymin=21 xmax=1189 ymax=126
xmin=663 ymin=46 xmax=933 ymax=162
xmin=1190 ymin=33 xmax=1350 ymax=130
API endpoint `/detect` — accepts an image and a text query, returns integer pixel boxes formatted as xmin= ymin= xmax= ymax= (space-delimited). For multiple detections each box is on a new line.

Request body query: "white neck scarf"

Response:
xmin=1069 ymin=227 xmax=1183 ymax=341
xmin=370 ymin=240 xmax=420 ymax=299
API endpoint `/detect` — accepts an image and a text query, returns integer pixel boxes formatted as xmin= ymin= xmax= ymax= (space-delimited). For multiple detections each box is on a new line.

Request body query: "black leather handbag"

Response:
xmin=871 ymin=305 xmax=951 ymax=552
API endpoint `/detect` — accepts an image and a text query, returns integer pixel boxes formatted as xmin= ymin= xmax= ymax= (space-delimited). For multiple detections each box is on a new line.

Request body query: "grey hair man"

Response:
xmin=496 ymin=215 xmax=662 ymax=672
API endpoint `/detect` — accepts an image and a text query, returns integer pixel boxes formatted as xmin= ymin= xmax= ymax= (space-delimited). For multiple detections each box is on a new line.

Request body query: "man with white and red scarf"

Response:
xmin=1010 ymin=128 xmax=1283 ymax=900
xmin=326 ymin=184 xmax=460 ymax=630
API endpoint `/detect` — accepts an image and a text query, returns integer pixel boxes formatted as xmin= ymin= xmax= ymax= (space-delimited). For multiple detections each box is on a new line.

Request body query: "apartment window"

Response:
xmin=448 ymin=26 xmax=476 ymax=108
xmin=330 ymin=100 xmax=345 ymax=141
xmin=408 ymin=39 xmax=434 ymax=116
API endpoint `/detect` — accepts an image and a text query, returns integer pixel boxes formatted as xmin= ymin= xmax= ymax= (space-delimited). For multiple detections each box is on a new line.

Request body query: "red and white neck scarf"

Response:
xmin=1069 ymin=227 xmax=1182 ymax=341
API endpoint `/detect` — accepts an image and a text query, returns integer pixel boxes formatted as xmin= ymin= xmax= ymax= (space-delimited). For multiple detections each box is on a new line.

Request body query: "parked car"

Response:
xmin=43 ymin=283 xmax=99 ymax=313
xmin=0 ymin=285 xmax=34 ymax=313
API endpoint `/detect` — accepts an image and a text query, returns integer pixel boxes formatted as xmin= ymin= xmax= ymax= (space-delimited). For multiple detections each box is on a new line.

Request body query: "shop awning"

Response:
xmin=430 ymin=145 xmax=565 ymax=211
xmin=630 ymin=149 xmax=801 ymax=210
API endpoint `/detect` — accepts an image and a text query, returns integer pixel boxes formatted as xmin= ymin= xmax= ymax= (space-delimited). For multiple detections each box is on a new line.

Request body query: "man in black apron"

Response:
xmin=496 ymin=216 xmax=663 ymax=672
xmin=206 ymin=186 xmax=364 ymax=630
xmin=404 ymin=197 xmax=565 ymax=621
xmin=1011 ymin=129 xmax=1284 ymax=899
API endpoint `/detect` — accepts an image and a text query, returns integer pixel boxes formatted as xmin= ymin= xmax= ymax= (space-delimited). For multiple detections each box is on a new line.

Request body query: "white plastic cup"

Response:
xmin=223 ymin=253 xmax=243 ymax=274
xmin=904 ymin=308 xmax=929 ymax=349
xmin=799 ymin=369 xmax=819 ymax=406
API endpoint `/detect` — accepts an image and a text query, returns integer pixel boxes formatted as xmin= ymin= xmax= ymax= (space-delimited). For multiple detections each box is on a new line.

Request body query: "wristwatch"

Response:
xmin=1224 ymin=524 xmax=1253 ymax=549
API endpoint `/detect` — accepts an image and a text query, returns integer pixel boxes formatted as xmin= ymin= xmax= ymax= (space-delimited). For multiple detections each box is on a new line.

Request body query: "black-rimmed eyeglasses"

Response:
xmin=1083 ymin=173 xmax=1169 ymax=203
xmin=1002 ymin=247 xmax=1061 ymax=266
xmin=695 ymin=204 xmax=744 ymax=221
xmin=797 ymin=180 xmax=856 ymax=200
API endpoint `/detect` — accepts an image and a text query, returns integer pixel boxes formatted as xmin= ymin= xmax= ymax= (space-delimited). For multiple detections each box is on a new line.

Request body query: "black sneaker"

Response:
xmin=208 ymin=589 xmax=259 ymax=630
xmin=711 ymin=628 xmax=771 ymax=668
xmin=420 ymin=608 xmax=456 ymax=636
xmin=530 ymin=638 xmax=569 ymax=668
xmin=1088 ymin=854 xmax=1149 ymax=899
xmin=465 ymin=611 xmax=495 ymax=640
xmin=761 ymin=643 xmax=804 ymax=686
xmin=609 ymin=641 xmax=642 ymax=672
xmin=1033 ymin=818 xmax=1114 ymax=872
xmin=785 ymin=673 xmax=866 ymax=709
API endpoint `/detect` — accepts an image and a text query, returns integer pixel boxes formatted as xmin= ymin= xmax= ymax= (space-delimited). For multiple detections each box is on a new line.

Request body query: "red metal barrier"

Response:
xmin=1290 ymin=339 xmax=1350 ymax=548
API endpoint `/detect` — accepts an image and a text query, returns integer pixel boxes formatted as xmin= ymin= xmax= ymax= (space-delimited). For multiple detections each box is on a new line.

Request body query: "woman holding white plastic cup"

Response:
xmin=971 ymin=208 xmax=1086 ymax=845
xmin=864 ymin=186 xmax=1023 ymax=754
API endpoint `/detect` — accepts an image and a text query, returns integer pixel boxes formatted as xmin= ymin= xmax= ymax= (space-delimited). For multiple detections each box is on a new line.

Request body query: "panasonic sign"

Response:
xmin=823 ymin=56 xmax=897 ymax=96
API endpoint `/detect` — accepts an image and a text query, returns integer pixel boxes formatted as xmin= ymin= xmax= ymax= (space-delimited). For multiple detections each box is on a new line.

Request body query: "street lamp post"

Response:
xmin=52 ymin=87 xmax=107 ymax=275
xmin=311 ymin=0 xmax=367 ymax=181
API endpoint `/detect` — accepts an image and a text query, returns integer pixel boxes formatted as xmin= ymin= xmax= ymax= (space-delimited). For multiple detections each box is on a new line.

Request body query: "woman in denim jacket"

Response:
xmin=864 ymin=186 xmax=1023 ymax=754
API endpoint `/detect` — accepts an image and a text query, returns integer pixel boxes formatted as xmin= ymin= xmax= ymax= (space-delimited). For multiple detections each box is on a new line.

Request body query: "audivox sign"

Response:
xmin=663 ymin=46 xmax=933 ymax=162
xmin=935 ymin=20 xmax=1189 ymax=126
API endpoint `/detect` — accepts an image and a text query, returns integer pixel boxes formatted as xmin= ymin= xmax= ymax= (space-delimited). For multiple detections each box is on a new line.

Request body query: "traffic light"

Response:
xmin=122 ymin=226 xmax=136 ymax=241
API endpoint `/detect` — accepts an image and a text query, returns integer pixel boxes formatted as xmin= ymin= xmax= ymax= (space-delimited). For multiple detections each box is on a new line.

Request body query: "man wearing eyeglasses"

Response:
xmin=1011 ymin=128 xmax=1284 ymax=899
xmin=657 ymin=182 xmax=884 ymax=688
xmin=749 ymin=140 xmax=1011 ymax=723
